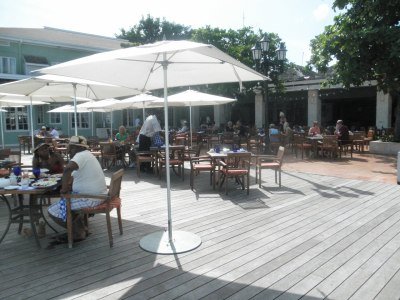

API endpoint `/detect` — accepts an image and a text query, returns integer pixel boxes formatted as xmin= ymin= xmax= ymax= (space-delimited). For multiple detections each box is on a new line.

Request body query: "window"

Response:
xmin=37 ymin=105 xmax=46 ymax=124
xmin=0 ymin=56 xmax=17 ymax=74
xmin=71 ymin=113 xmax=89 ymax=129
xmin=48 ymin=104 xmax=61 ymax=124
xmin=24 ymin=55 xmax=49 ymax=75
xmin=5 ymin=107 xmax=29 ymax=131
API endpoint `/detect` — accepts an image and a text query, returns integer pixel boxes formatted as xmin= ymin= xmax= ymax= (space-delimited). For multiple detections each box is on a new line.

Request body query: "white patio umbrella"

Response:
xmin=36 ymin=40 xmax=267 ymax=254
xmin=119 ymin=93 xmax=164 ymax=123
xmin=47 ymin=104 xmax=91 ymax=137
xmin=78 ymin=99 xmax=130 ymax=137
xmin=0 ymin=74 xmax=140 ymax=137
xmin=151 ymin=89 xmax=237 ymax=146
xmin=0 ymin=98 xmax=49 ymax=149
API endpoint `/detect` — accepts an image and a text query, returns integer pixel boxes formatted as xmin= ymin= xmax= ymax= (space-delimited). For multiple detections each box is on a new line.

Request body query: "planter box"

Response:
xmin=369 ymin=141 xmax=400 ymax=156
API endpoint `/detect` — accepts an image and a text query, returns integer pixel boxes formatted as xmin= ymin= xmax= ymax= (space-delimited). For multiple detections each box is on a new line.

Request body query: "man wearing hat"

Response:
xmin=48 ymin=136 xmax=107 ymax=241
xmin=36 ymin=125 xmax=50 ymax=138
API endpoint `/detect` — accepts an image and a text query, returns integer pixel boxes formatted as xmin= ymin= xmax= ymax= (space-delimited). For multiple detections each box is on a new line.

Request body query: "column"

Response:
xmin=254 ymin=88 xmax=265 ymax=128
xmin=376 ymin=90 xmax=392 ymax=128
xmin=214 ymin=105 xmax=225 ymax=128
xmin=307 ymin=90 xmax=321 ymax=126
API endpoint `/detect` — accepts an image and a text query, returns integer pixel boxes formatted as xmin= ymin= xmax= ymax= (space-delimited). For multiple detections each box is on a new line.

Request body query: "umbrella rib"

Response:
xmin=118 ymin=58 xmax=225 ymax=65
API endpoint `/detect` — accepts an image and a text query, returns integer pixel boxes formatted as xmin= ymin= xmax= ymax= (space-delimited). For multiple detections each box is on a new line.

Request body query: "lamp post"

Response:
xmin=251 ymin=34 xmax=287 ymax=127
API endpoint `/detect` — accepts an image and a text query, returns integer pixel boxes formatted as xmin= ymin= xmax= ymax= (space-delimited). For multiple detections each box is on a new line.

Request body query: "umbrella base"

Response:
xmin=139 ymin=230 xmax=201 ymax=254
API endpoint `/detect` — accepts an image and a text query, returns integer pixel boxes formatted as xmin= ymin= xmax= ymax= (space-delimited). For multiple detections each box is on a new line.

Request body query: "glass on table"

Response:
xmin=32 ymin=167 xmax=41 ymax=179
xmin=12 ymin=166 xmax=21 ymax=177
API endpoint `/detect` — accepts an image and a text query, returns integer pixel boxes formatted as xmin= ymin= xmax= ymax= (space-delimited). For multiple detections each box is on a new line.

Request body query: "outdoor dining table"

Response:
xmin=0 ymin=177 xmax=61 ymax=248
xmin=207 ymin=149 xmax=252 ymax=190
xmin=306 ymin=134 xmax=323 ymax=158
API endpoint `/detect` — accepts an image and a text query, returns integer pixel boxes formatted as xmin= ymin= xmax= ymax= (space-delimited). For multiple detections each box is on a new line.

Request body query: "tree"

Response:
xmin=309 ymin=0 xmax=400 ymax=138
xmin=310 ymin=0 xmax=400 ymax=92
xmin=117 ymin=15 xmax=192 ymax=44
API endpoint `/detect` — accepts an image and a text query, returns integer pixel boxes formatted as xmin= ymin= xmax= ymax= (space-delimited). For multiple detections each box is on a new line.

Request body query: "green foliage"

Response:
xmin=117 ymin=14 xmax=192 ymax=44
xmin=309 ymin=0 xmax=400 ymax=93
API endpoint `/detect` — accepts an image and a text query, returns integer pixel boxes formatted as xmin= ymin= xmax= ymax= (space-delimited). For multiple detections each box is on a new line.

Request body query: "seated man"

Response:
xmin=48 ymin=136 xmax=107 ymax=241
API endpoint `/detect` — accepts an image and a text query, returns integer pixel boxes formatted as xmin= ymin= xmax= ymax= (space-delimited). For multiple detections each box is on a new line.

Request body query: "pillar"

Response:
xmin=307 ymin=90 xmax=321 ymax=126
xmin=376 ymin=90 xmax=392 ymax=128
xmin=254 ymin=88 xmax=265 ymax=128
xmin=214 ymin=105 xmax=226 ymax=129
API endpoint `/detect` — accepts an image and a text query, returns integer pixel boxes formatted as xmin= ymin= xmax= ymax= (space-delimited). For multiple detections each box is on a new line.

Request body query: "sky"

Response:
xmin=0 ymin=0 xmax=338 ymax=66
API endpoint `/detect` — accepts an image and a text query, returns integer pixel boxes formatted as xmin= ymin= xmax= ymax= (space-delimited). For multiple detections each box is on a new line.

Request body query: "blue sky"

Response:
xmin=0 ymin=0 xmax=337 ymax=66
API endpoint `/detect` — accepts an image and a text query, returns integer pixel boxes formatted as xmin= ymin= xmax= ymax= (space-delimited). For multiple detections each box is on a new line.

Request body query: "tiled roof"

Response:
xmin=0 ymin=27 xmax=129 ymax=51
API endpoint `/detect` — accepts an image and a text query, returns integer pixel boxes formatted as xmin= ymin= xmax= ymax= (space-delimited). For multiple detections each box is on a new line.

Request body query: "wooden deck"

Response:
xmin=1 ymin=165 xmax=400 ymax=299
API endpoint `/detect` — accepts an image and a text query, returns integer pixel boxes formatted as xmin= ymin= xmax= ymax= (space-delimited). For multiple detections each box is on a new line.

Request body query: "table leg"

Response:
xmin=0 ymin=195 xmax=12 ymax=244
xmin=29 ymin=196 xmax=41 ymax=248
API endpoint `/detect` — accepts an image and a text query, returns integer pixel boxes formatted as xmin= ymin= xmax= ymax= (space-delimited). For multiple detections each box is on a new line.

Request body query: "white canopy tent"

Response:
xmin=36 ymin=40 xmax=267 ymax=253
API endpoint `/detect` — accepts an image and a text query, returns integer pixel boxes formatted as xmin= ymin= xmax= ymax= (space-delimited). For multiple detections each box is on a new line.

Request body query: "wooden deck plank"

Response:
xmin=1 ymin=166 xmax=400 ymax=300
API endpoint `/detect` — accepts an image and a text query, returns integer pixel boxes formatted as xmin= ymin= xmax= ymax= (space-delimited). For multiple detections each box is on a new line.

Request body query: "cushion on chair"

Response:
xmin=260 ymin=162 xmax=280 ymax=168
xmin=222 ymin=169 xmax=249 ymax=176
xmin=193 ymin=164 xmax=213 ymax=171
xmin=81 ymin=197 xmax=121 ymax=213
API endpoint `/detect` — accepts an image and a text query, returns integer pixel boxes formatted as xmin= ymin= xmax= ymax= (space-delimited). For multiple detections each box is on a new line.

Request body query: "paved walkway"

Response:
xmin=283 ymin=151 xmax=398 ymax=185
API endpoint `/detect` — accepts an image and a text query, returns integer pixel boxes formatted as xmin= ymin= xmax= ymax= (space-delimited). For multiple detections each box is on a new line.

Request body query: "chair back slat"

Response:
xmin=108 ymin=168 xmax=124 ymax=199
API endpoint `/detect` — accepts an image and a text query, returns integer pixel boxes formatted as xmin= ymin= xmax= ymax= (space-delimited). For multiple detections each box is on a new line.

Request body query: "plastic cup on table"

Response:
xmin=32 ymin=168 xmax=41 ymax=179
xmin=13 ymin=166 xmax=21 ymax=177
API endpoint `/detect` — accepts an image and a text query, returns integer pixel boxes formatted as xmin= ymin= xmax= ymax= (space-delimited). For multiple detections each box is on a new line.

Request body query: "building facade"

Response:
xmin=0 ymin=27 xmax=129 ymax=146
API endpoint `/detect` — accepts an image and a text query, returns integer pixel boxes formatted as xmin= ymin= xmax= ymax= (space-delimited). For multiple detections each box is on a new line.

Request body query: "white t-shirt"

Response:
xmin=71 ymin=150 xmax=107 ymax=195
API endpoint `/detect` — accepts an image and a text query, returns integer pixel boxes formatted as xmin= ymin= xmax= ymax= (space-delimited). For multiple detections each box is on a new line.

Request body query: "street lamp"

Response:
xmin=251 ymin=34 xmax=287 ymax=127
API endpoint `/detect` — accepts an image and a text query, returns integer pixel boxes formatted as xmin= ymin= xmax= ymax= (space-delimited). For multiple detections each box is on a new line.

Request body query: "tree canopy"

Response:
xmin=309 ymin=0 xmax=400 ymax=93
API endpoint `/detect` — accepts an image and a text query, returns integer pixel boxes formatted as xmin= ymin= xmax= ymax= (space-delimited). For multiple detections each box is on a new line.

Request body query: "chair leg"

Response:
xmin=255 ymin=165 xmax=258 ymax=183
xmin=247 ymin=173 xmax=249 ymax=195
xmin=106 ymin=211 xmax=113 ymax=248
xmin=278 ymin=169 xmax=281 ymax=187
xmin=275 ymin=169 xmax=277 ymax=184
xmin=117 ymin=207 xmax=123 ymax=235
xmin=258 ymin=167 xmax=262 ymax=188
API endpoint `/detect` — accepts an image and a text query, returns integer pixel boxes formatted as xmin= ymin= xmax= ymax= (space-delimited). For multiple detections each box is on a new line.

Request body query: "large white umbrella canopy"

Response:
xmin=151 ymin=89 xmax=237 ymax=146
xmin=78 ymin=99 xmax=130 ymax=136
xmin=0 ymin=75 xmax=140 ymax=136
xmin=36 ymin=40 xmax=267 ymax=254
xmin=0 ymin=98 xmax=48 ymax=148
xmin=120 ymin=93 xmax=164 ymax=122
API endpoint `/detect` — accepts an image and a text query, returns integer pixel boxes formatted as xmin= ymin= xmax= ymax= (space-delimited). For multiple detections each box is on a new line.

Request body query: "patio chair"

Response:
xmin=255 ymin=146 xmax=285 ymax=188
xmin=65 ymin=168 xmax=124 ymax=248
xmin=189 ymin=154 xmax=215 ymax=191
xmin=217 ymin=152 xmax=251 ymax=195
xmin=158 ymin=147 xmax=185 ymax=181
xmin=293 ymin=134 xmax=312 ymax=159
xmin=318 ymin=135 xmax=341 ymax=158
xmin=132 ymin=146 xmax=156 ymax=178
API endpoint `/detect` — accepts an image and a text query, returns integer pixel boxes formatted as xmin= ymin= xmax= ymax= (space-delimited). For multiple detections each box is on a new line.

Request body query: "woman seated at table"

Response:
xmin=115 ymin=125 xmax=130 ymax=143
xmin=308 ymin=121 xmax=321 ymax=136
xmin=32 ymin=143 xmax=65 ymax=174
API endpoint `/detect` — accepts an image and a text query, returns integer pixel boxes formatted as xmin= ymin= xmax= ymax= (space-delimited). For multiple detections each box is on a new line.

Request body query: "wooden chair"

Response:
xmin=18 ymin=135 xmax=32 ymax=154
xmin=99 ymin=142 xmax=118 ymax=169
xmin=131 ymin=147 xmax=156 ymax=178
xmin=269 ymin=133 xmax=282 ymax=154
xmin=318 ymin=135 xmax=340 ymax=158
xmin=217 ymin=152 xmax=251 ymax=195
xmin=246 ymin=134 xmax=263 ymax=154
xmin=352 ymin=131 xmax=366 ymax=153
xmin=189 ymin=154 xmax=215 ymax=190
xmin=255 ymin=146 xmax=285 ymax=188
xmin=158 ymin=147 xmax=185 ymax=181
xmin=65 ymin=168 xmax=124 ymax=248
xmin=292 ymin=134 xmax=312 ymax=159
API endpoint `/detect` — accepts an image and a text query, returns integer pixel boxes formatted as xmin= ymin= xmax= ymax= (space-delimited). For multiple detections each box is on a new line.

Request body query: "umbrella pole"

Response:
xmin=30 ymin=96 xmax=34 ymax=149
xmin=139 ymin=54 xmax=201 ymax=255
xmin=92 ymin=111 xmax=94 ymax=136
xmin=73 ymin=83 xmax=78 ymax=136
xmin=0 ymin=107 xmax=4 ymax=149
xmin=190 ymin=105 xmax=193 ymax=147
